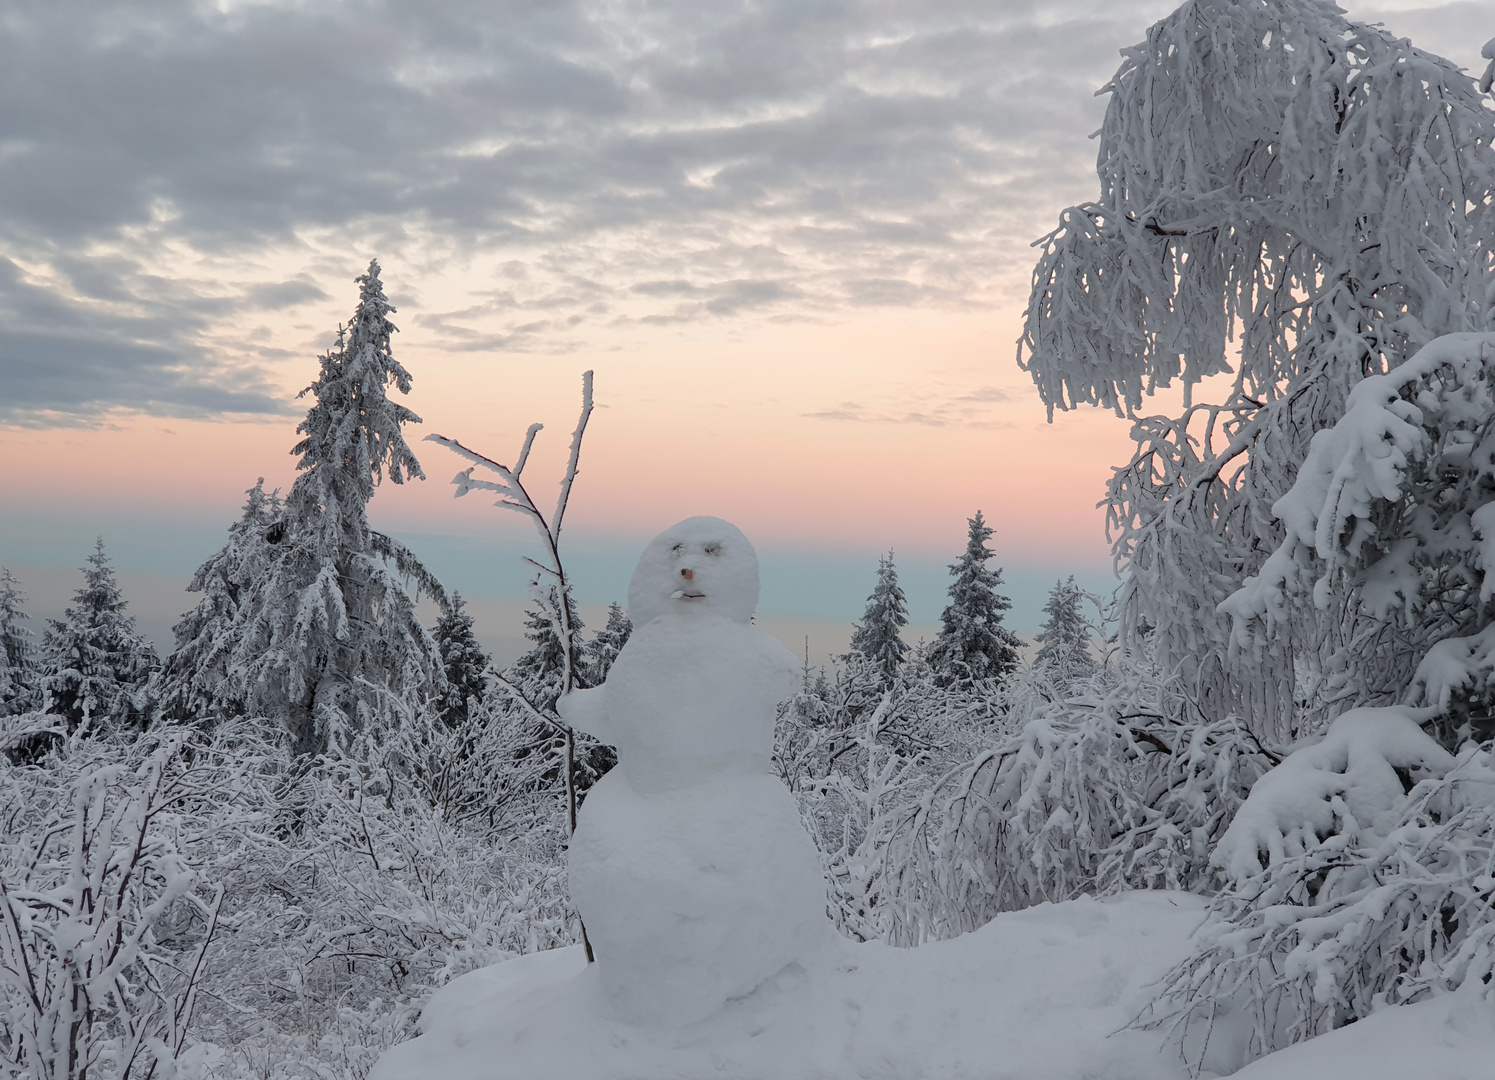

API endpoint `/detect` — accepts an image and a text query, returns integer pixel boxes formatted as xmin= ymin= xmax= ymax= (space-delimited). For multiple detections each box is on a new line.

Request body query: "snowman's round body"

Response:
xmin=560 ymin=517 xmax=832 ymax=1026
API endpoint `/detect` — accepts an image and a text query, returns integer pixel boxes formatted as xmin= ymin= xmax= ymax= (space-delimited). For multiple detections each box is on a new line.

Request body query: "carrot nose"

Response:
xmin=680 ymin=568 xmax=694 ymax=580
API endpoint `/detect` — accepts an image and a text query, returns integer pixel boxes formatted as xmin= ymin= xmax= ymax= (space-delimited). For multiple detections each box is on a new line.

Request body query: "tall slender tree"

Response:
xmin=205 ymin=260 xmax=445 ymax=756
xmin=432 ymin=593 xmax=490 ymax=730
xmin=927 ymin=512 xmax=1022 ymax=685
xmin=585 ymin=601 xmax=632 ymax=685
xmin=1033 ymin=576 xmax=1096 ymax=690
xmin=0 ymin=567 xmax=38 ymax=715
xmin=39 ymin=539 xmax=158 ymax=732
xmin=849 ymin=551 xmax=910 ymax=689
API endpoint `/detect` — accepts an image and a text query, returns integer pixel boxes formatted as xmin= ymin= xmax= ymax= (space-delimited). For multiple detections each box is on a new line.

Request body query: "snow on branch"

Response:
xmin=425 ymin=372 xmax=597 ymax=868
xmin=1222 ymin=333 xmax=1495 ymax=644
xmin=1211 ymin=705 xmax=1454 ymax=886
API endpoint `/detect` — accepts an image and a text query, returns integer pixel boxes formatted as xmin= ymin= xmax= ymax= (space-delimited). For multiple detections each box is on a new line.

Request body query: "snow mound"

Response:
xmin=1229 ymin=982 xmax=1495 ymax=1080
xmin=370 ymin=891 xmax=1208 ymax=1080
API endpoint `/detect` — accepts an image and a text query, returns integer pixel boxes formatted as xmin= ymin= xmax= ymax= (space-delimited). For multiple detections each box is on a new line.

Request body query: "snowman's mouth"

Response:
xmin=671 ymin=590 xmax=706 ymax=600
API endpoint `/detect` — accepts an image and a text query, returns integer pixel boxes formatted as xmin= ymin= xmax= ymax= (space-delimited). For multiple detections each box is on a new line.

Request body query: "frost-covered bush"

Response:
xmin=1021 ymin=0 xmax=1495 ymax=743
xmin=775 ymin=653 xmax=1001 ymax=939
xmin=1146 ymin=708 xmax=1495 ymax=1073
xmin=874 ymin=655 xmax=1272 ymax=946
xmin=0 ymin=703 xmax=581 ymax=1080
xmin=1224 ymin=332 xmax=1495 ymax=747
xmin=0 ymin=725 xmax=267 ymax=1080
xmin=186 ymin=755 xmax=577 ymax=1078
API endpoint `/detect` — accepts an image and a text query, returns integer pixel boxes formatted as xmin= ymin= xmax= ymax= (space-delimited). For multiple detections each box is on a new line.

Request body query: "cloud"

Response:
xmin=802 ymin=381 xmax=1015 ymax=427
xmin=245 ymin=279 xmax=329 ymax=310
xmin=0 ymin=0 xmax=1475 ymax=425
xmin=0 ymin=257 xmax=288 ymax=425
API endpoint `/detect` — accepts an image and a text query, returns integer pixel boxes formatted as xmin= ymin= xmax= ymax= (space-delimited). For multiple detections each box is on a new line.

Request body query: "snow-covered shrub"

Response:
xmin=775 ymin=653 xmax=1000 ymax=939
xmin=187 ymin=751 xmax=578 ymax=1066
xmin=874 ymin=654 xmax=1272 ymax=945
xmin=1224 ymin=332 xmax=1495 ymax=747
xmin=0 ymin=724 xmax=267 ymax=1080
xmin=1146 ymin=707 xmax=1495 ymax=1072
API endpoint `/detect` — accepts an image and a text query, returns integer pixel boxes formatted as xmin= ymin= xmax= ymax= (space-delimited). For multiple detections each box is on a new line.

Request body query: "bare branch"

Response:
xmin=552 ymin=370 xmax=595 ymax=541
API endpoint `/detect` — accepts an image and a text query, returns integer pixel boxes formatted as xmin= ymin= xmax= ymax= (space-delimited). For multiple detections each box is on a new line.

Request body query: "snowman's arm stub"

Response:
xmin=557 ymin=686 xmax=611 ymax=742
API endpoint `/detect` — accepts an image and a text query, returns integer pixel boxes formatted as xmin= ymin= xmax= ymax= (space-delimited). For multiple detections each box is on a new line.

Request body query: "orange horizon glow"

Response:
xmin=1 ymin=305 xmax=1136 ymax=569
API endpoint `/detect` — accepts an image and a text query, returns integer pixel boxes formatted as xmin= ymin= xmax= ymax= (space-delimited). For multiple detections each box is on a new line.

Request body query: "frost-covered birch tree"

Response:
xmin=1019 ymin=0 xmax=1495 ymax=742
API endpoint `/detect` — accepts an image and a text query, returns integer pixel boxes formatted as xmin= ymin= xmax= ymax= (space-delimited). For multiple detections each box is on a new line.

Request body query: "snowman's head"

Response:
xmin=628 ymin=516 xmax=759 ymax=627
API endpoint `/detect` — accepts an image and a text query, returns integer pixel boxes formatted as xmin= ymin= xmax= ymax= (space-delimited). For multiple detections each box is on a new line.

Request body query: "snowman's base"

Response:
xmin=371 ymin=891 xmax=1206 ymax=1080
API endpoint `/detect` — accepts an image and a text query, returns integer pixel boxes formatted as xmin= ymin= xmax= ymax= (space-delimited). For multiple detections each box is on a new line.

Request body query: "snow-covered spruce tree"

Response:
xmin=1220 ymin=332 xmax=1495 ymax=749
xmin=0 ymin=567 xmax=37 ymax=716
xmin=926 ymin=512 xmax=1022 ymax=686
xmin=1019 ymin=0 xmax=1495 ymax=743
xmin=509 ymin=592 xmax=588 ymax=711
xmin=203 ymin=261 xmax=445 ymax=757
xmin=155 ymin=479 xmax=283 ymax=724
xmin=506 ymin=593 xmax=616 ymax=799
xmin=585 ymin=600 xmax=632 ymax=686
xmin=849 ymin=551 xmax=910 ymax=689
xmin=1033 ymin=576 xmax=1096 ymax=690
xmin=38 ymin=539 xmax=158 ymax=736
xmin=432 ymin=592 xmax=489 ymax=730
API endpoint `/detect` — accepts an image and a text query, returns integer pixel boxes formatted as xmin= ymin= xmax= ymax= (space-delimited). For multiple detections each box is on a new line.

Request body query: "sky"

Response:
xmin=1 ymin=0 xmax=1490 ymax=664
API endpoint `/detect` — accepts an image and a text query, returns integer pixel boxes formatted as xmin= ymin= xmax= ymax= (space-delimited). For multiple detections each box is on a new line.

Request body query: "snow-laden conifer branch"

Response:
xmin=369 ymin=530 xmax=449 ymax=613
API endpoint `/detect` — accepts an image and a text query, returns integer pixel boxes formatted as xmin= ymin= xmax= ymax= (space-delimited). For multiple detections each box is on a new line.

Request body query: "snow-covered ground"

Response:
xmin=1230 ymin=983 xmax=1495 ymax=1080
xmin=372 ymin=889 xmax=1495 ymax=1080
xmin=373 ymin=891 xmax=1207 ymax=1080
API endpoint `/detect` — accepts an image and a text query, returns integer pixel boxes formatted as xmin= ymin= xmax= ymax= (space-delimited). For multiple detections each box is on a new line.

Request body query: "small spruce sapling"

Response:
xmin=585 ymin=601 xmax=633 ymax=685
xmin=432 ymin=593 xmax=490 ymax=730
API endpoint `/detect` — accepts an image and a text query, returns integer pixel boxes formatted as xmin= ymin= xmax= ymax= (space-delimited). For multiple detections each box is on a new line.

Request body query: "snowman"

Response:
xmin=558 ymin=516 xmax=833 ymax=1026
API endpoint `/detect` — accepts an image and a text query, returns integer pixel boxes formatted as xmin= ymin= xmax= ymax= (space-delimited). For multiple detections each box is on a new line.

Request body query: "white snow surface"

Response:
xmin=1230 ymin=981 xmax=1495 ymax=1080
xmin=370 ymin=891 xmax=1209 ymax=1080
xmin=1212 ymin=705 xmax=1456 ymax=884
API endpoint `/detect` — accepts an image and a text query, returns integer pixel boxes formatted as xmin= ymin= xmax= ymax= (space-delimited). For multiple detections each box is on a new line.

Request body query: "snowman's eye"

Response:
xmin=704 ymin=543 xmax=721 ymax=556
xmin=671 ymin=543 xmax=683 ymax=554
